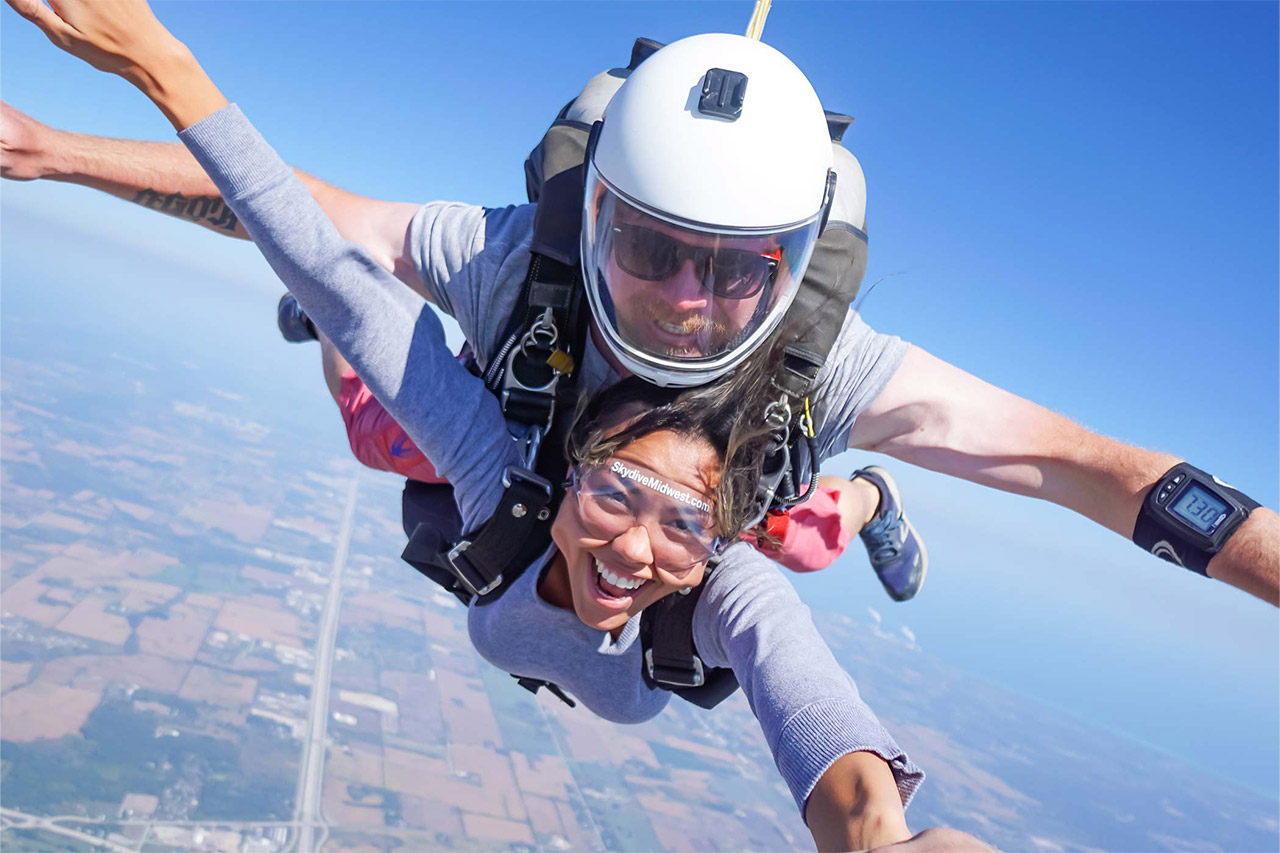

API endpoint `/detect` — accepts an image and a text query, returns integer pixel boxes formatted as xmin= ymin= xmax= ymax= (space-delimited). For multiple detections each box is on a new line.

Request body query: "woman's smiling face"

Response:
xmin=550 ymin=429 xmax=721 ymax=634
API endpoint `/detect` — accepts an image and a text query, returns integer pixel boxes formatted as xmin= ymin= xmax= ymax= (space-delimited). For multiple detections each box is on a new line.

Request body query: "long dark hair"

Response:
xmin=566 ymin=343 xmax=784 ymax=541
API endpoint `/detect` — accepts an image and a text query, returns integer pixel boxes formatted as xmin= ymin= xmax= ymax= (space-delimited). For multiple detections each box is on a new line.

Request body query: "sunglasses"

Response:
xmin=610 ymin=224 xmax=780 ymax=300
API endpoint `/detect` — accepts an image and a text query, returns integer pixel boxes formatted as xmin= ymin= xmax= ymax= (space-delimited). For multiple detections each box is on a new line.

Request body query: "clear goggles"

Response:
xmin=570 ymin=459 xmax=722 ymax=573
xmin=581 ymin=168 xmax=823 ymax=385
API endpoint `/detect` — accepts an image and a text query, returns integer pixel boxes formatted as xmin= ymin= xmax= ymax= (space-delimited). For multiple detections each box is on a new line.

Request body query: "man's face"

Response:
xmin=604 ymin=206 xmax=780 ymax=360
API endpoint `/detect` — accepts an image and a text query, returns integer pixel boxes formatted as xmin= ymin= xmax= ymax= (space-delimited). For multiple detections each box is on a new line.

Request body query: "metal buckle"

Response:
xmin=445 ymin=540 xmax=503 ymax=598
xmin=502 ymin=466 xmax=554 ymax=497
xmin=644 ymin=648 xmax=705 ymax=688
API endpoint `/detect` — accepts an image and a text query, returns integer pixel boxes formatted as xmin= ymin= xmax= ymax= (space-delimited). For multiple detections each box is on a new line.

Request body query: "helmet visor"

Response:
xmin=583 ymin=169 xmax=823 ymax=381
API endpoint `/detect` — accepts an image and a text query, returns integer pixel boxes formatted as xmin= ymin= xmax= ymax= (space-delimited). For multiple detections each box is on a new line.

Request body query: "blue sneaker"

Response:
xmin=854 ymin=466 xmax=928 ymax=602
xmin=277 ymin=293 xmax=317 ymax=343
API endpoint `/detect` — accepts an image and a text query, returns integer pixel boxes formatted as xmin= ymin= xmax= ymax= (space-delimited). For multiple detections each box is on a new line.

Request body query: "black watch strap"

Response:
xmin=1133 ymin=465 xmax=1259 ymax=577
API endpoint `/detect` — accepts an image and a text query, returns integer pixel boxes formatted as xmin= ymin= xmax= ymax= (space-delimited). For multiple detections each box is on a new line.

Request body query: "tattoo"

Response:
xmin=133 ymin=189 xmax=239 ymax=232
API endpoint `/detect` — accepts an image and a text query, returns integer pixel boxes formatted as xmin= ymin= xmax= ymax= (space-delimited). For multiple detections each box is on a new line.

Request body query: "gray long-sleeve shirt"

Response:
xmin=179 ymin=104 xmax=923 ymax=816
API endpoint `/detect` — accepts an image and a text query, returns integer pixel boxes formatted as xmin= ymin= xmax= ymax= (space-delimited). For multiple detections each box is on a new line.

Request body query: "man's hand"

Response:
xmin=868 ymin=828 xmax=996 ymax=852
xmin=1 ymin=102 xmax=55 ymax=181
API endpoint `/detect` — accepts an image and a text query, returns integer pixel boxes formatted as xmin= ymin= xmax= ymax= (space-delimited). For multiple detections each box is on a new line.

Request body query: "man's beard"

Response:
xmin=623 ymin=302 xmax=732 ymax=358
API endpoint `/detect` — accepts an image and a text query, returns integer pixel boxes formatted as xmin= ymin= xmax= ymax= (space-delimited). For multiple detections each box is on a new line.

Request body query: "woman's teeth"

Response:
xmin=594 ymin=558 xmax=647 ymax=593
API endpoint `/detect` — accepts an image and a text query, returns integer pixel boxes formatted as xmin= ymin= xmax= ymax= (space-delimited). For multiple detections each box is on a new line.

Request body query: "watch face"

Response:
xmin=1168 ymin=484 xmax=1229 ymax=534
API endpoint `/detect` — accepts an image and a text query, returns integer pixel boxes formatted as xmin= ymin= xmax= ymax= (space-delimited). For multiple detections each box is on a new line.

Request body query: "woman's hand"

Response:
xmin=5 ymin=0 xmax=226 ymax=131
xmin=6 ymin=0 xmax=177 ymax=82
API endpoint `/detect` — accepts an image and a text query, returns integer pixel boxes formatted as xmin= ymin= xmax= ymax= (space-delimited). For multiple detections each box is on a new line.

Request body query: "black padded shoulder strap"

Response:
xmin=639 ymin=577 xmax=740 ymax=709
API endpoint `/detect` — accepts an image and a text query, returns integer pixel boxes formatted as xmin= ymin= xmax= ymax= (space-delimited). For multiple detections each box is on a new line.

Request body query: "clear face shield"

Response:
xmin=581 ymin=166 xmax=825 ymax=387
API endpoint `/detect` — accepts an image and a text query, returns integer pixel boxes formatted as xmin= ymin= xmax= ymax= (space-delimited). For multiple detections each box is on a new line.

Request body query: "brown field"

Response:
xmin=379 ymin=670 xmax=443 ymax=745
xmin=41 ymin=653 xmax=189 ymax=693
xmin=382 ymin=747 xmax=449 ymax=796
xmin=137 ymin=602 xmax=215 ymax=660
xmin=452 ymin=745 xmax=527 ymax=822
xmin=180 ymin=497 xmax=273 ymax=543
xmin=118 ymin=579 xmax=181 ymax=611
xmin=1 ymin=572 xmax=72 ymax=626
xmin=214 ymin=599 xmax=305 ymax=646
xmin=1 ymin=661 xmax=32 ymax=693
xmin=240 ymin=566 xmax=295 ymax=589
xmin=344 ymin=592 xmax=425 ymax=633
xmin=521 ymin=793 xmax=565 ymax=837
xmin=119 ymin=793 xmax=159 ymax=818
xmin=186 ymin=592 xmax=223 ymax=610
xmin=435 ymin=669 xmax=502 ymax=749
xmin=37 ymin=543 xmax=177 ymax=582
xmin=461 ymin=813 xmax=534 ymax=845
xmin=1 ymin=681 xmax=101 ymax=741
xmin=42 ymin=587 xmax=77 ymax=604
xmin=196 ymin=651 xmax=280 ymax=675
xmin=511 ymin=753 xmax=576 ymax=800
xmin=662 ymin=735 xmax=738 ymax=765
xmin=0 ymin=547 xmax=37 ymax=574
xmin=398 ymin=795 xmax=465 ymax=834
xmin=636 ymin=789 xmax=695 ymax=820
xmin=55 ymin=596 xmax=132 ymax=645
xmin=327 ymin=742 xmax=385 ymax=787
xmin=322 ymin=783 xmax=386 ymax=828
xmin=558 ymin=706 xmax=660 ymax=768
xmin=178 ymin=664 xmax=258 ymax=707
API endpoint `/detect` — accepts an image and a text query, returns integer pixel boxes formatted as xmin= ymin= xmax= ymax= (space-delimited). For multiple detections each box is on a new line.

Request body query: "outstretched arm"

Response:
xmin=851 ymin=345 xmax=1279 ymax=605
xmin=5 ymin=0 xmax=515 ymax=528
xmin=0 ymin=100 xmax=424 ymax=293
xmin=692 ymin=546 xmax=924 ymax=850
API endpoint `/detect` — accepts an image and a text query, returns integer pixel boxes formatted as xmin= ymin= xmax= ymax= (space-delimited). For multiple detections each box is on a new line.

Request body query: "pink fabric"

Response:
xmin=337 ymin=369 xmax=446 ymax=484
xmin=754 ymin=485 xmax=851 ymax=573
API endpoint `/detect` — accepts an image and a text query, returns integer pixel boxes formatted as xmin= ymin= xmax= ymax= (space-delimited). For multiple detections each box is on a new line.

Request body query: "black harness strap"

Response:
xmin=640 ymin=566 xmax=739 ymax=709
xmin=402 ymin=37 xmax=747 ymax=712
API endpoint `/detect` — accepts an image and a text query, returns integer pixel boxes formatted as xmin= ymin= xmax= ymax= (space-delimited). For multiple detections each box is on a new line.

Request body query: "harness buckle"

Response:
xmin=444 ymin=541 xmax=504 ymax=598
xmin=645 ymin=648 xmax=706 ymax=688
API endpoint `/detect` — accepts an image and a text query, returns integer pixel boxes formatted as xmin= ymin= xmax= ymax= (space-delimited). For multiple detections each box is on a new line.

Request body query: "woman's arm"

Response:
xmin=807 ymin=752 xmax=912 ymax=852
xmin=692 ymin=545 xmax=923 ymax=850
xmin=6 ymin=0 xmax=518 ymax=528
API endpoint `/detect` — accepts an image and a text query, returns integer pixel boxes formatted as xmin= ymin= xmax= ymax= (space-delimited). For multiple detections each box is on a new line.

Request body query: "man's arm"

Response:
xmin=850 ymin=345 xmax=1279 ymax=605
xmin=1 ymin=101 xmax=425 ymax=294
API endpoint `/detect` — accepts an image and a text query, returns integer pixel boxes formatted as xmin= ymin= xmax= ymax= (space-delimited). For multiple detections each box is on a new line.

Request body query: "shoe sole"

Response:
xmin=861 ymin=465 xmax=928 ymax=602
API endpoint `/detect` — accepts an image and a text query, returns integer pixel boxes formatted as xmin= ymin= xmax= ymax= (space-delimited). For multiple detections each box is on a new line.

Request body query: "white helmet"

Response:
xmin=581 ymin=33 xmax=836 ymax=387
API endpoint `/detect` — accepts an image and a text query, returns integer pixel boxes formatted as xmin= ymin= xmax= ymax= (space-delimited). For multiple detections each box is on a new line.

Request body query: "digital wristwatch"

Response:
xmin=1132 ymin=463 xmax=1259 ymax=576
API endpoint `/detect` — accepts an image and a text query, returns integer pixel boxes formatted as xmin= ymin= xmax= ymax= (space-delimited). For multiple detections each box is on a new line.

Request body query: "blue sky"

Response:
xmin=2 ymin=2 xmax=1276 ymax=796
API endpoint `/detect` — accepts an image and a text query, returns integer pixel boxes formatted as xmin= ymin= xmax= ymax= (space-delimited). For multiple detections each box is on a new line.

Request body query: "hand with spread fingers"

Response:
xmin=4 ymin=0 xmax=227 ymax=130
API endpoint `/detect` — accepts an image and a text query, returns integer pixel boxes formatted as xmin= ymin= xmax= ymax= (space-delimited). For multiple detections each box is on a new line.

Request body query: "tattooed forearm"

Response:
xmin=133 ymin=188 xmax=239 ymax=232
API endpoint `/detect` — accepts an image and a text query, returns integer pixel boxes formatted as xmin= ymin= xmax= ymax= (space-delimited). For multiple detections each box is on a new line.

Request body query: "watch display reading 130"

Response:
xmin=1134 ymin=463 xmax=1259 ymax=575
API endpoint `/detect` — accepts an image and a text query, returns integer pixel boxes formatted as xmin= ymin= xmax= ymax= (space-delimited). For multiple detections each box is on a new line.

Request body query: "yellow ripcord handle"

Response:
xmin=745 ymin=0 xmax=772 ymax=40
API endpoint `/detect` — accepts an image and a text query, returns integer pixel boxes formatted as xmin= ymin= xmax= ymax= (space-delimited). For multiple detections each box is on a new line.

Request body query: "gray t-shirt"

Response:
xmin=409 ymin=202 xmax=909 ymax=463
xmin=179 ymin=104 xmax=924 ymax=818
